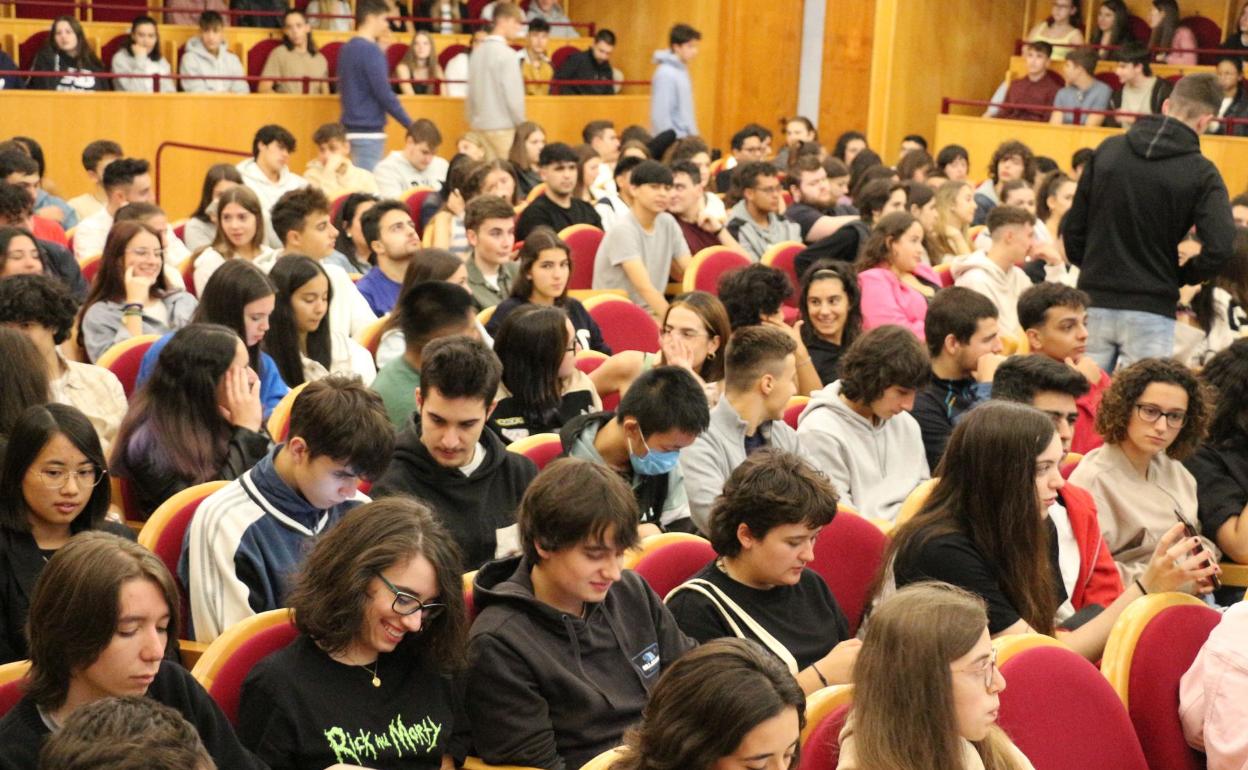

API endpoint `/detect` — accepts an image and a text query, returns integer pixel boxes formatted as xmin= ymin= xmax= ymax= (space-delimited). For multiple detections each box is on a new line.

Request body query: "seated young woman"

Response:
xmin=484 ymin=227 xmax=610 ymax=354
xmin=425 ymin=158 xmax=487 ymax=256
xmin=263 ymin=255 xmax=376 ymax=387
xmin=1186 ymin=340 xmax=1248 ymax=566
xmin=0 ymin=404 xmax=133 ymax=664
xmin=589 ymin=290 xmax=730 ymax=406
xmin=1069 ymin=358 xmax=1218 ymax=584
xmin=927 ymin=180 xmax=976 ymax=264
xmin=799 ymin=260 xmax=862 ymax=384
xmin=611 ymin=637 xmax=805 ymax=770
xmin=78 ymin=221 xmax=198 ymax=363
xmin=0 ymin=226 xmax=43 ymax=280
xmin=839 ymin=582 xmax=1035 ymax=770
xmin=191 ymin=186 xmax=276 ymax=294
xmin=0 ymin=531 xmax=262 ymax=770
xmin=329 ymin=192 xmax=380 ymax=275
xmin=488 ymin=305 xmax=601 ymax=444
xmin=667 ymin=449 xmax=860 ymax=694
xmin=856 ymin=212 xmax=938 ymax=339
xmin=111 ymin=323 xmax=270 ymax=518
xmin=237 ymin=498 xmax=466 ymax=770
xmin=887 ymin=401 xmax=1217 ymax=662
xmin=375 ymin=247 xmax=482 ymax=367
xmin=135 ymin=259 xmax=288 ymax=418
xmin=182 ymin=163 xmax=243 ymax=253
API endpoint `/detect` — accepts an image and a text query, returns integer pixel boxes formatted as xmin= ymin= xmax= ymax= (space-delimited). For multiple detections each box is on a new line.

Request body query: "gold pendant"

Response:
xmin=372 ymin=676 xmax=381 ymax=687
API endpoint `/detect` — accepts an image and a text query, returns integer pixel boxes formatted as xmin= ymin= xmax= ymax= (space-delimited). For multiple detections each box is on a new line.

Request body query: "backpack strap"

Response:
xmin=666 ymin=578 xmax=799 ymax=674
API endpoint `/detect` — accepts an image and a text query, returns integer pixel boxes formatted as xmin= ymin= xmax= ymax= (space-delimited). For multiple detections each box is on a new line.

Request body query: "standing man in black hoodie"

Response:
xmin=1065 ymin=73 xmax=1235 ymax=373
xmin=467 ymin=457 xmax=695 ymax=770
xmin=371 ymin=335 xmax=537 ymax=570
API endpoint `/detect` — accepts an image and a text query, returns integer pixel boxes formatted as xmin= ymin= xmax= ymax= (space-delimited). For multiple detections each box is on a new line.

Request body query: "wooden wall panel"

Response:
xmin=819 ymin=0 xmax=875 ymax=151
xmin=712 ymin=0 xmax=803 ymax=151
xmin=0 ymin=92 xmax=649 ymax=219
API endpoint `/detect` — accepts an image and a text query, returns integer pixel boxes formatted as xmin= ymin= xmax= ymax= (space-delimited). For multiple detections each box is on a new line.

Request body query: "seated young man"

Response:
xmin=1050 ymin=47 xmax=1111 ymax=126
xmin=997 ymin=40 xmax=1061 ymax=122
xmin=991 ymin=354 xmax=1121 ymax=620
xmin=373 ymin=119 xmax=450 ymax=197
xmin=373 ymin=336 xmax=537 ymax=570
xmin=668 ymin=449 xmax=860 ymax=693
xmin=302 ymin=122 xmax=379 ymax=199
xmin=465 ymin=195 xmax=519 ymax=309
xmin=515 ymin=143 xmax=603 ymax=240
xmin=679 ymin=325 xmax=801 ymax=532
xmin=237 ymin=125 xmax=308 ymax=248
xmin=355 ymin=199 xmax=419 ymax=315
xmin=713 ymin=125 xmax=767 ymax=193
xmin=66 ymin=139 xmax=121 ymax=222
xmin=551 ymin=28 xmax=616 ymax=96
xmin=562 ymin=365 xmax=710 ymax=534
xmin=1018 ymin=282 xmax=1110 ymax=453
xmin=951 ymin=204 xmax=1063 ymax=334
xmin=666 ymin=160 xmax=740 ymax=254
xmin=594 ymin=155 xmax=642 ymax=232
xmin=783 ymin=155 xmax=857 ymax=244
xmin=911 ymin=288 xmax=1003 ymax=471
xmin=1108 ymin=41 xmax=1174 ymax=129
xmin=467 ymin=457 xmax=695 ymax=770
xmin=179 ymin=11 xmax=249 ymax=93
xmin=181 ymin=374 xmax=394 ymax=641
xmin=725 ymin=162 xmax=802 ymax=261
xmin=972 ymin=140 xmax=1034 ymax=225
xmin=591 ymin=161 xmax=691 ymax=318
xmin=583 ymin=120 xmax=621 ymax=199
xmin=372 ymin=280 xmax=478 ymax=427
xmin=268 ymin=186 xmax=377 ymax=336
xmin=37 ymin=696 xmax=216 ymax=770
xmin=796 ymin=325 xmax=930 ymax=521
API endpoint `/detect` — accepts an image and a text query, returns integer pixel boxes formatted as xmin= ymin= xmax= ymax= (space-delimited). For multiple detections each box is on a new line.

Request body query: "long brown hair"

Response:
xmin=855 ymin=211 xmax=919 ymax=271
xmin=852 ymin=583 xmax=1027 ymax=770
xmin=882 ymin=402 xmax=1058 ymax=634
xmin=661 ymin=292 xmax=730 ymax=383
xmin=205 ymin=185 xmax=266 ymax=259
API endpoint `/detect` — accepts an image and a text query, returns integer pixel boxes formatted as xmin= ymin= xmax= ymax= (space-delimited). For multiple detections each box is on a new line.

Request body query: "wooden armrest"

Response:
xmin=1219 ymin=561 xmax=1248 ymax=588
xmin=178 ymin=639 xmax=210 ymax=670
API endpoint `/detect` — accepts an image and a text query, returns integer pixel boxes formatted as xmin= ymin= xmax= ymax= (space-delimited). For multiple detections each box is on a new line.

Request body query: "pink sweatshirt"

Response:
xmin=1179 ymin=602 xmax=1248 ymax=770
xmin=857 ymin=266 xmax=928 ymax=339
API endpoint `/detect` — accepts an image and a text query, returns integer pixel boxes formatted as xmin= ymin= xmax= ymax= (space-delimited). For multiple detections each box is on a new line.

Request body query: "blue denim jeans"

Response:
xmin=349 ymin=136 xmax=385 ymax=172
xmin=1085 ymin=307 xmax=1176 ymax=373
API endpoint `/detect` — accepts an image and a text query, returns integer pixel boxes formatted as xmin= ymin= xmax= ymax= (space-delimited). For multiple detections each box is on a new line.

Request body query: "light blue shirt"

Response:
xmin=1054 ymin=80 xmax=1113 ymax=125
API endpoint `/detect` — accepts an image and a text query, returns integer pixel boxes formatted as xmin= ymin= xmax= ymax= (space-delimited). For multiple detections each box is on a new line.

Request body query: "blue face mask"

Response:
xmin=628 ymin=433 xmax=680 ymax=476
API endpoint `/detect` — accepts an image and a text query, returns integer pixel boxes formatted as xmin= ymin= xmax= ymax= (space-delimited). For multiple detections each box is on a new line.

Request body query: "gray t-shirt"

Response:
xmin=1054 ymin=80 xmax=1112 ymax=124
xmin=591 ymin=208 xmax=690 ymax=313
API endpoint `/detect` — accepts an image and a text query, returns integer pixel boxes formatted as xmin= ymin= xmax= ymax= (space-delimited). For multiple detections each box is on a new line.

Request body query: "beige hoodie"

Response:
xmin=950 ymin=251 xmax=1035 ymax=335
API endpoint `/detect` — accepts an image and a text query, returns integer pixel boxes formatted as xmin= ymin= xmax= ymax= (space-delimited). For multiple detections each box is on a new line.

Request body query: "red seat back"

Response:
xmin=782 ymin=400 xmax=805 ymax=430
xmin=1126 ymin=604 xmax=1220 ymax=770
xmin=91 ymin=0 xmax=149 ymax=22
xmin=105 ymin=340 xmax=155 ymax=398
xmin=1128 ymin=15 xmax=1150 ymax=42
xmin=633 ymin=539 xmax=715 ymax=598
xmin=1095 ymin=71 xmax=1121 ymax=92
xmin=148 ymin=495 xmax=211 ymax=627
xmin=320 ymin=41 xmax=343 ymax=78
xmin=405 ymin=188 xmax=435 ymax=237
xmin=798 ymin=703 xmax=850 ymax=770
xmin=438 ymin=43 xmax=468 ymax=71
xmin=560 ymin=226 xmax=603 ymax=290
xmin=247 ymin=39 xmax=282 ymax=92
xmin=807 ymin=510 xmax=888 ymax=635
xmin=551 ymin=44 xmax=578 ymax=71
xmin=1181 ymin=16 xmax=1222 ymax=63
xmin=19 ymin=31 xmax=49 ymax=68
xmin=100 ymin=34 xmax=128 ymax=70
xmin=998 ymin=646 xmax=1150 ymax=770
xmin=766 ymin=243 xmax=804 ymax=307
xmin=0 ymin=677 xmax=27 ymax=718
xmin=207 ymin=621 xmax=299 ymax=725
xmin=586 ymin=300 xmax=661 ymax=354
xmin=386 ymin=41 xmax=408 ymax=73
xmin=691 ymin=249 xmax=751 ymax=295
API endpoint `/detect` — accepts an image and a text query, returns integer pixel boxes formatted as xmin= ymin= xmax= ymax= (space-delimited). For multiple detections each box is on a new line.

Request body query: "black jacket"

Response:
xmin=466 ymin=556 xmax=694 ymax=770
xmin=37 ymin=238 xmax=87 ymax=301
xmin=1106 ymin=77 xmax=1173 ymax=128
xmin=1065 ymin=114 xmax=1236 ymax=318
xmin=1184 ymin=439 xmax=1248 ymax=548
xmin=551 ymin=49 xmax=614 ymax=96
xmin=1214 ymin=82 xmax=1248 ymax=137
xmin=372 ymin=415 xmax=537 ymax=569
xmin=486 ymin=296 xmax=611 ymax=354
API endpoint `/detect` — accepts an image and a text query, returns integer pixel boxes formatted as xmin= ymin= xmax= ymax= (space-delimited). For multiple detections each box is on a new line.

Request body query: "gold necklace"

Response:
xmin=358 ymin=658 xmax=381 ymax=688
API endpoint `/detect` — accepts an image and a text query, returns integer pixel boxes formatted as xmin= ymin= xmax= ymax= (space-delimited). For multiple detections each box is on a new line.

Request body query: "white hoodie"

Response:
xmin=950 ymin=250 xmax=1059 ymax=335
xmin=236 ymin=158 xmax=308 ymax=249
xmin=795 ymin=380 xmax=929 ymax=522
xmin=178 ymin=35 xmax=248 ymax=94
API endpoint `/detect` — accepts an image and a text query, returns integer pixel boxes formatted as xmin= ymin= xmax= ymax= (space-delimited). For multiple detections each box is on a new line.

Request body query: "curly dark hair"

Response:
xmin=840 ymin=325 xmax=930 ymax=405
xmin=1094 ymin=357 xmax=1209 ymax=460
xmin=1199 ymin=339 xmax=1248 ymax=446
xmin=0 ymin=273 xmax=78 ymax=344
xmin=987 ymin=140 xmax=1035 ymax=184
xmin=716 ymin=264 xmax=793 ymax=330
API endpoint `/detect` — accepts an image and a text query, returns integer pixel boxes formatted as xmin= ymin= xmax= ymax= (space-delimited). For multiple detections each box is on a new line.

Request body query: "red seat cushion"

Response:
xmin=106 ymin=341 xmax=155 ymax=398
xmin=633 ymin=540 xmax=715 ymax=598
xmin=561 ymin=227 xmax=603 ymax=290
xmin=587 ymin=301 xmax=660 ymax=354
xmin=1126 ymin=604 xmax=1220 ymax=770
xmin=516 ymin=439 xmax=563 ymax=471
xmin=807 ymin=512 xmax=887 ymax=635
xmin=998 ymin=646 xmax=1150 ymax=770
xmin=320 ymin=41 xmax=343 ymax=78
xmin=692 ymin=250 xmax=751 ymax=295
xmin=209 ymin=621 xmax=299 ymax=725
xmin=551 ymin=45 xmax=578 ymax=72
xmin=0 ymin=679 xmax=27 ymax=718
xmin=405 ymin=188 xmax=435 ymax=237
xmin=768 ymin=243 xmax=804 ymax=307
xmin=798 ymin=703 xmax=849 ymax=770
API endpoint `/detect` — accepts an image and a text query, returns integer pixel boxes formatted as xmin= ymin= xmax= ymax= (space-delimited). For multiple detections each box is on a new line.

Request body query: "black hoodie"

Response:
xmin=1065 ymin=114 xmax=1235 ymax=318
xmin=372 ymin=414 xmax=538 ymax=570
xmin=465 ymin=556 xmax=695 ymax=770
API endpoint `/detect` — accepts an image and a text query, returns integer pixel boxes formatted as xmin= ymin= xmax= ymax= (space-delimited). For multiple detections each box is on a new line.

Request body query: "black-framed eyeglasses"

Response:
xmin=377 ymin=573 xmax=446 ymax=620
xmin=1134 ymin=403 xmax=1186 ymax=429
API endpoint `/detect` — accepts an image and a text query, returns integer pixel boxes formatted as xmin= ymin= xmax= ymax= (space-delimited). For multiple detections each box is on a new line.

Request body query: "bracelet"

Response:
xmin=122 ymin=302 xmax=143 ymax=311
xmin=811 ymin=661 xmax=829 ymax=687
xmin=122 ymin=309 xmax=143 ymax=318
xmin=1134 ymin=578 xmax=1148 ymax=595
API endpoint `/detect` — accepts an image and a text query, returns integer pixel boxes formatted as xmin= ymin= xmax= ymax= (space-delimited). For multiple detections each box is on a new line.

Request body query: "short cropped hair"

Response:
xmin=614 ymin=155 xmax=645 ymax=182
xmin=670 ymin=159 xmax=701 ymax=186
xmin=0 ymin=273 xmax=78 ymax=345
xmin=730 ymin=125 xmax=767 ymax=151
xmin=464 ymin=194 xmax=515 ymax=232
xmin=1066 ymin=47 xmax=1099 ymax=76
xmin=986 ymin=204 xmax=1035 ymax=234
xmin=595 ymin=29 xmax=616 ymax=45
xmin=101 ymin=158 xmax=149 ymax=192
xmin=420 ymin=335 xmax=502 ymax=405
xmin=992 ymin=355 xmax=1090 ymax=403
xmin=526 ymin=16 xmax=550 ymax=33
xmin=1017 ymin=282 xmax=1090 ymax=331
xmin=251 ymin=124 xmax=297 ymax=157
xmin=1095 ymin=357 xmax=1209 ymax=459
xmin=1117 ymin=40 xmax=1153 ymax=74
xmin=355 ymin=0 xmax=388 ymax=26
xmin=707 ymin=449 xmax=837 ymax=558
xmin=615 ymin=365 xmax=711 ymax=438
xmin=582 ymin=120 xmax=615 ymax=144
xmin=489 ymin=1 xmax=524 ymax=25
xmin=1023 ymin=40 xmax=1053 ymax=58
xmin=1169 ymin=73 xmax=1223 ymax=120
xmin=735 ymin=161 xmax=778 ymax=191
xmin=398 ymin=280 xmax=474 ymax=349
xmin=538 ymin=142 xmax=578 ymax=166
xmin=717 ymin=264 xmax=792 ymax=329
xmin=38 ymin=697 xmax=213 ymax=770
xmin=670 ymin=23 xmax=701 ymax=47
xmin=839 ymin=325 xmax=930 ymax=404
xmin=81 ymin=140 xmax=122 ymax=173
xmin=519 ymin=457 xmax=642 ymax=563
xmin=312 ymin=122 xmax=347 ymax=146
xmin=630 ymin=160 xmax=673 ymax=187
xmin=407 ymin=118 xmax=443 ymax=148
xmin=923 ymin=287 xmax=998 ymax=358
xmin=723 ymin=325 xmax=797 ymax=393
xmin=270 ymin=186 xmax=330 ymax=244
xmin=288 ymin=374 xmax=393 ymax=479
xmin=197 ymin=9 xmax=224 ymax=29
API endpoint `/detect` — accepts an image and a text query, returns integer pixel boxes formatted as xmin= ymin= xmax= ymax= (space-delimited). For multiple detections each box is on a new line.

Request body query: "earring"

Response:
xmin=706 ymin=350 xmax=716 ymax=360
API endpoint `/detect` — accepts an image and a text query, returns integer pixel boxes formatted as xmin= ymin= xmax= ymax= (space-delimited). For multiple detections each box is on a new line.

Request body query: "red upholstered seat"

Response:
xmin=138 ymin=481 xmax=230 ymax=628
xmin=808 ymin=508 xmax=888 ymax=635
xmin=633 ymin=538 xmax=715 ymax=598
xmin=96 ymin=335 xmax=160 ymax=396
xmin=783 ymin=395 xmax=808 ymax=431
xmin=0 ymin=661 xmax=30 ymax=718
xmin=1181 ymin=16 xmax=1222 ymax=64
xmin=585 ymin=297 xmax=660 ymax=354
xmin=798 ymin=703 xmax=849 ymax=770
xmin=505 ymin=432 xmax=563 ymax=470
xmin=386 ymin=42 xmax=408 ymax=73
xmin=760 ymin=241 xmax=805 ymax=307
xmin=246 ymin=39 xmax=282 ymax=93
xmin=100 ymin=34 xmax=128 ymax=69
xmin=438 ymin=43 xmax=468 ymax=71
xmin=1127 ymin=15 xmax=1151 ymax=42
xmin=191 ymin=610 xmax=299 ymax=726
xmin=559 ymin=224 xmax=603 ymax=290
xmin=91 ymin=0 xmax=148 ymax=22
xmin=320 ymin=41 xmax=343 ymax=78
xmin=683 ymin=246 xmax=751 ymax=295
xmin=404 ymin=187 xmax=436 ymax=237
xmin=19 ymin=30 xmax=49 ymax=67
xmin=1095 ymin=71 xmax=1121 ymax=92
xmin=997 ymin=645 xmax=1150 ymax=770
xmin=551 ymin=44 xmax=578 ymax=72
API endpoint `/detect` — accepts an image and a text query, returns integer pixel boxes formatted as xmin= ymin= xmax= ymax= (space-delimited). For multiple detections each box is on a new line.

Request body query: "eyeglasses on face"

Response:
xmin=32 ymin=467 xmax=105 ymax=490
xmin=377 ymin=573 xmax=446 ymax=620
xmin=1134 ymin=403 xmax=1186 ymax=429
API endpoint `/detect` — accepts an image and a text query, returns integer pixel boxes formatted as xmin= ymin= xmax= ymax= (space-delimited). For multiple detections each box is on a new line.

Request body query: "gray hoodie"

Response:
xmin=178 ymin=35 xmax=248 ymax=94
xmin=795 ymin=380 xmax=929 ymax=522
xmin=467 ymin=35 xmax=525 ymax=131
xmin=727 ymin=199 xmax=803 ymax=261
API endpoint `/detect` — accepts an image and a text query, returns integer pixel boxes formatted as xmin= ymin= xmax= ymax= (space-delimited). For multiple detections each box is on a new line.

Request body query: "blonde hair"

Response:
xmin=928 ymin=180 xmax=972 ymax=263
